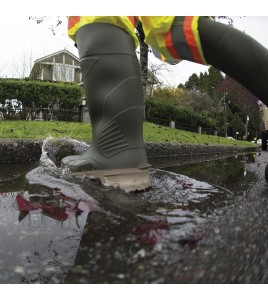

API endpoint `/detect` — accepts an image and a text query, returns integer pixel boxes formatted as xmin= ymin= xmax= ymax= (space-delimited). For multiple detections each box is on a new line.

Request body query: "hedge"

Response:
xmin=0 ymin=79 xmax=83 ymax=121
xmin=145 ymin=98 xmax=216 ymax=130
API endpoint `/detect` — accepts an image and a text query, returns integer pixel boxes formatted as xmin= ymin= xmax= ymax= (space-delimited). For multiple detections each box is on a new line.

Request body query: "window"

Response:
xmin=53 ymin=65 xmax=74 ymax=82
xmin=65 ymin=66 xmax=74 ymax=82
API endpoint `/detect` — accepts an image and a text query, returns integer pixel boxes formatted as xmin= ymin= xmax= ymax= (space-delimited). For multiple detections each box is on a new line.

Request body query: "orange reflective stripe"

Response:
xmin=68 ymin=16 xmax=81 ymax=30
xmin=183 ymin=16 xmax=203 ymax=64
xmin=165 ymin=30 xmax=182 ymax=60
xmin=127 ymin=16 xmax=135 ymax=28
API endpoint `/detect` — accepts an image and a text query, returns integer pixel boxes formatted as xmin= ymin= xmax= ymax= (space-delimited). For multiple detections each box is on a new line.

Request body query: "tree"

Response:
xmin=206 ymin=67 xmax=224 ymax=97
xmin=152 ymin=86 xmax=184 ymax=105
xmin=135 ymin=21 xmax=149 ymax=96
xmin=29 ymin=16 xmax=62 ymax=35
xmin=183 ymin=66 xmax=224 ymax=95
xmin=230 ymin=113 xmax=246 ymax=137
xmin=179 ymin=90 xmax=223 ymax=119
xmin=212 ymin=16 xmax=234 ymax=26
xmin=180 ymin=66 xmax=225 ymax=125
xmin=184 ymin=73 xmax=200 ymax=91
xmin=11 ymin=52 xmax=34 ymax=79
xmin=218 ymin=75 xmax=261 ymax=138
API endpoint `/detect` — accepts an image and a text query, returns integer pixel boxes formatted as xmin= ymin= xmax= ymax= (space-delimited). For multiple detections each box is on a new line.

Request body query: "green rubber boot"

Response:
xmin=61 ymin=23 xmax=150 ymax=191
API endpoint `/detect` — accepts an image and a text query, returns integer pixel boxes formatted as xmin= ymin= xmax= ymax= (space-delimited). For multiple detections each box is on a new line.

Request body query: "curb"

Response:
xmin=0 ymin=139 xmax=259 ymax=163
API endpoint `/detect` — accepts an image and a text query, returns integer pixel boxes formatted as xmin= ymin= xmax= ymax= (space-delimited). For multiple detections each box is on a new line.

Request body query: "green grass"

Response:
xmin=0 ymin=120 xmax=257 ymax=148
xmin=143 ymin=122 xmax=255 ymax=147
xmin=0 ymin=120 xmax=91 ymax=140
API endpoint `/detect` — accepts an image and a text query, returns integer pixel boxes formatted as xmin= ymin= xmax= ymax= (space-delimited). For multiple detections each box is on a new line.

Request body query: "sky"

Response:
xmin=1 ymin=2 xmax=268 ymax=89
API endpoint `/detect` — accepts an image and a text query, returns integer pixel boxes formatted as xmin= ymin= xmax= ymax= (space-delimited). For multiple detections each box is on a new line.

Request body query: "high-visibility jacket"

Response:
xmin=67 ymin=16 xmax=207 ymax=65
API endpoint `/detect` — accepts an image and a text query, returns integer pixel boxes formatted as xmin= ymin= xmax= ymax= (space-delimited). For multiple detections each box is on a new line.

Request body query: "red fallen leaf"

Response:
xmin=132 ymin=219 xmax=169 ymax=245
xmin=41 ymin=206 xmax=69 ymax=221
xmin=41 ymin=200 xmax=84 ymax=221
xmin=16 ymin=194 xmax=41 ymax=211
xmin=132 ymin=219 xmax=169 ymax=235
xmin=139 ymin=229 xmax=168 ymax=245
xmin=16 ymin=194 xmax=86 ymax=222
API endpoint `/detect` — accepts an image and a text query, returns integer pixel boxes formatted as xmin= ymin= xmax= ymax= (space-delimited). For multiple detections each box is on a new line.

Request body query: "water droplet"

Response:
xmin=14 ymin=266 xmax=24 ymax=274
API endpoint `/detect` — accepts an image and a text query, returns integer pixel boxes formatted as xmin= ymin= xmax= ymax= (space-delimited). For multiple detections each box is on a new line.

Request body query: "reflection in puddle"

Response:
xmin=0 ymin=140 xmax=259 ymax=283
xmin=0 ymin=191 xmax=89 ymax=283
xmin=163 ymin=154 xmax=257 ymax=194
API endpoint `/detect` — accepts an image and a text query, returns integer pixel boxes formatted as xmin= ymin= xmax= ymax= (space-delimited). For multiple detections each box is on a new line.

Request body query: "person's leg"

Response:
xmin=140 ymin=16 xmax=207 ymax=66
xmin=198 ymin=17 xmax=268 ymax=102
xmin=62 ymin=21 xmax=150 ymax=191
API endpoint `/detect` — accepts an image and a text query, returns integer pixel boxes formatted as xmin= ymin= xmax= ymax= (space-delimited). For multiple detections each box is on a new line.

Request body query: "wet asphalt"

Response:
xmin=0 ymin=147 xmax=267 ymax=284
xmin=64 ymin=150 xmax=268 ymax=284
xmin=159 ymin=150 xmax=268 ymax=284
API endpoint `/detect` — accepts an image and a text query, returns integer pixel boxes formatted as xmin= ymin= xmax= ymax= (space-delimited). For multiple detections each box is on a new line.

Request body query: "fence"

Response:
xmin=0 ymin=107 xmax=81 ymax=122
xmin=146 ymin=116 xmax=225 ymax=137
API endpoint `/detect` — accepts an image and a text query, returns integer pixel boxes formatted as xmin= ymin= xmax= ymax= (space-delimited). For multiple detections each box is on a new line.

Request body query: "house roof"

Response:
xmin=34 ymin=49 xmax=79 ymax=64
xmin=29 ymin=49 xmax=81 ymax=81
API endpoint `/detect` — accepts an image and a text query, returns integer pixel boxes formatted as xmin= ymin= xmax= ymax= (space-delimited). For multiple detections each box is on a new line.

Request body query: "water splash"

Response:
xmin=144 ymin=169 xmax=221 ymax=205
xmin=42 ymin=136 xmax=89 ymax=165
xmin=25 ymin=136 xmax=98 ymax=210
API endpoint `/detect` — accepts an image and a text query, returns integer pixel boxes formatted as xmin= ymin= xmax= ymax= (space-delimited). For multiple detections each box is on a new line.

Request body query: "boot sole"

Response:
xmin=72 ymin=165 xmax=151 ymax=193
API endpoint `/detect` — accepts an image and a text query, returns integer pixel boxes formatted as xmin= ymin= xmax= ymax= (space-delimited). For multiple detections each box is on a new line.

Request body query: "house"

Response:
xmin=27 ymin=50 xmax=84 ymax=121
xmin=29 ymin=49 xmax=82 ymax=83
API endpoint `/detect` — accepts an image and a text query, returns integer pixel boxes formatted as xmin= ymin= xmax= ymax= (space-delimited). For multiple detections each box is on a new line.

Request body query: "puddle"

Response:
xmin=0 ymin=138 xmax=259 ymax=283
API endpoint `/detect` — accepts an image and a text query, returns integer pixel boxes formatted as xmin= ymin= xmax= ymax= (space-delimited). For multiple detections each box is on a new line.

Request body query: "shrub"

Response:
xmin=0 ymin=79 xmax=83 ymax=121
xmin=145 ymin=98 xmax=216 ymax=130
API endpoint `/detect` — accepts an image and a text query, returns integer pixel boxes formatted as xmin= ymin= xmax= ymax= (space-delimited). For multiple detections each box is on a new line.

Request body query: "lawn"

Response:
xmin=0 ymin=120 xmax=257 ymax=148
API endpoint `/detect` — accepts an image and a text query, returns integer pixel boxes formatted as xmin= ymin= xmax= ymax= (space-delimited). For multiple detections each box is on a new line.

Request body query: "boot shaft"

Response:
xmin=75 ymin=23 xmax=148 ymax=166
